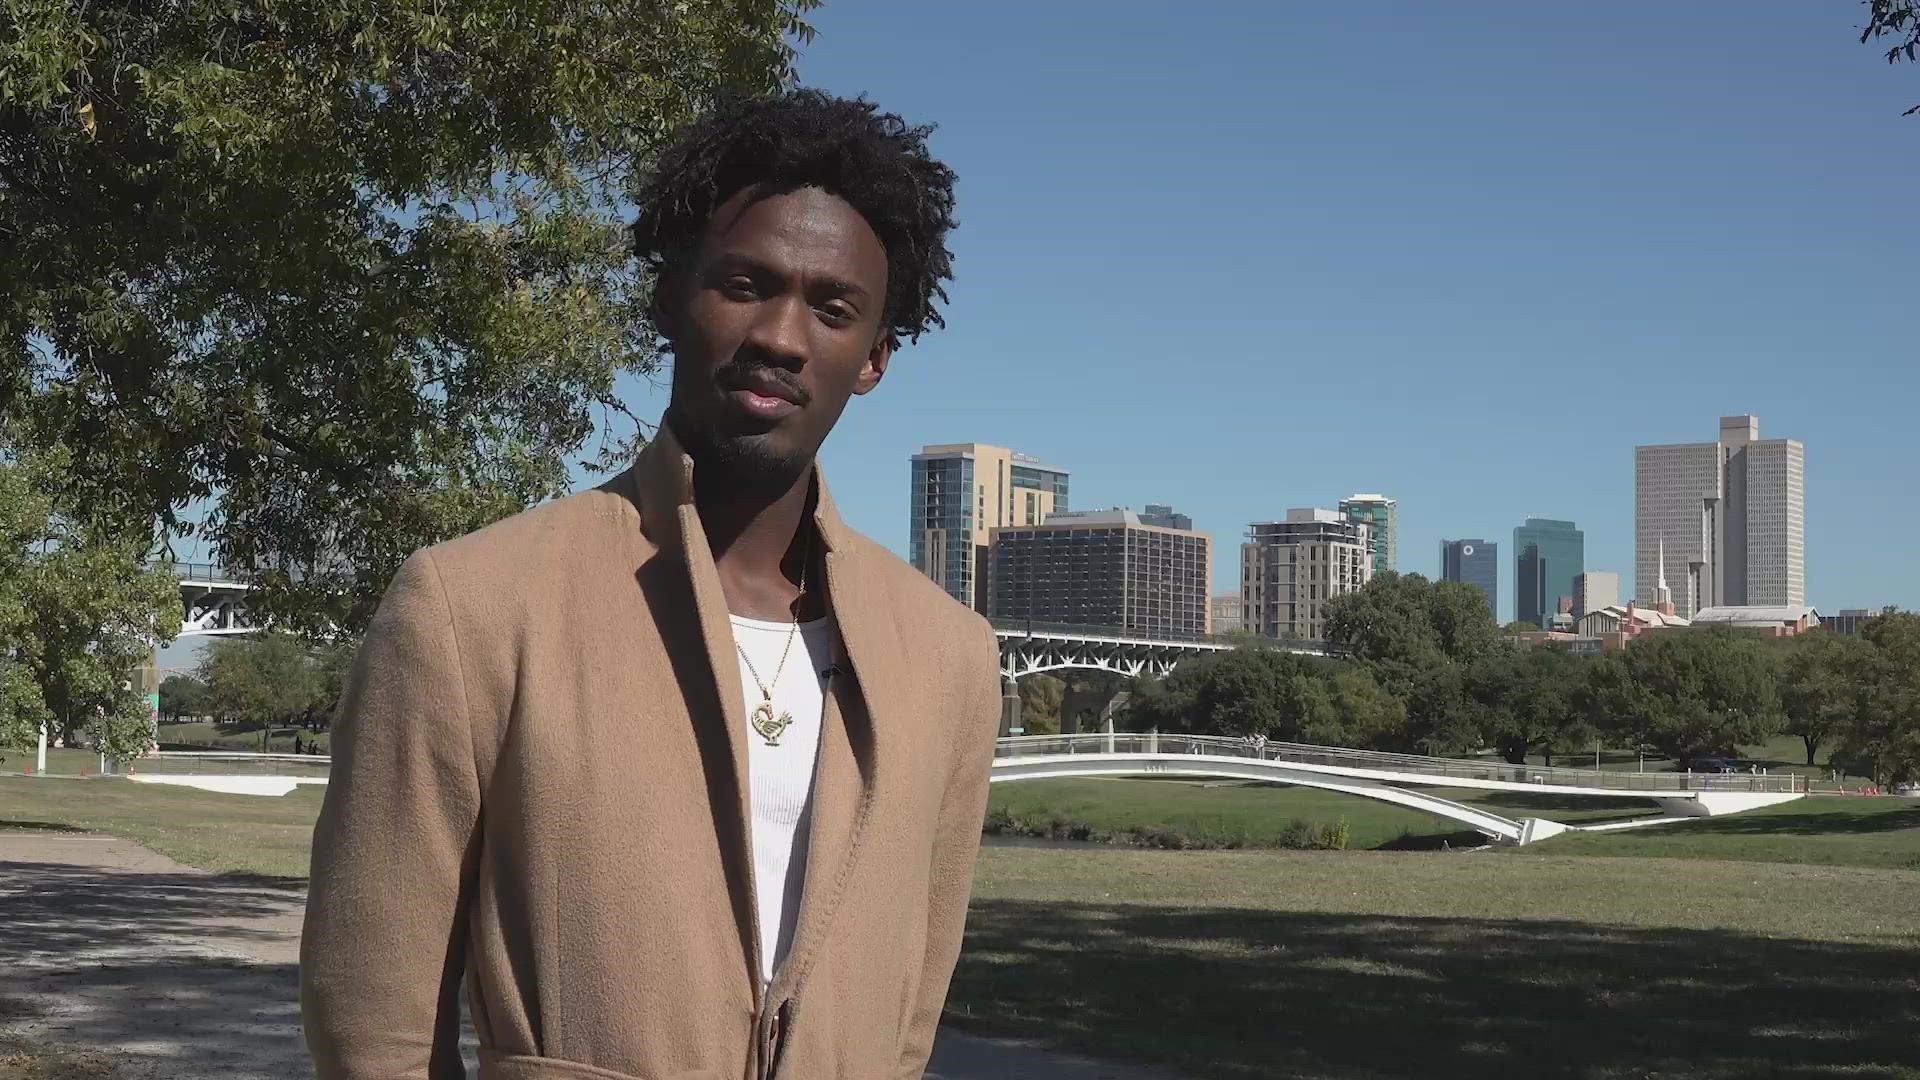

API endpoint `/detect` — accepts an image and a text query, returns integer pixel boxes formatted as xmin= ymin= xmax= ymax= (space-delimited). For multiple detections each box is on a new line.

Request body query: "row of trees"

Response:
xmin=1120 ymin=573 xmax=1920 ymax=785
xmin=160 ymin=634 xmax=357 ymax=735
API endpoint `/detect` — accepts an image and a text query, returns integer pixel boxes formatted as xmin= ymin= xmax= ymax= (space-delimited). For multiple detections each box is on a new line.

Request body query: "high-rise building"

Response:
xmin=1340 ymin=494 xmax=1397 ymax=574
xmin=988 ymin=509 xmax=1210 ymax=639
xmin=910 ymin=443 xmax=1069 ymax=611
xmin=1635 ymin=415 xmax=1804 ymax=618
xmin=1513 ymin=518 xmax=1584 ymax=629
xmin=1241 ymin=509 xmax=1373 ymax=641
xmin=1139 ymin=504 xmax=1193 ymax=531
xmin=1210 ymin=592 xmax=1241 ymax=634
xmin=1572 ymin=571 xmax=1619 ymax=619
xmin=1439 ymin=539 xmax=1499 ymax=620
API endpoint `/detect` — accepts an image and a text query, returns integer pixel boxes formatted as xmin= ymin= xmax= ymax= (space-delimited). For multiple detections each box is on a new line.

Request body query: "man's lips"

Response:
xmin=727 ymin=387 xmax=801 ymax=420
xmin=721 ymin=367 xmax=806 ymax=421
xmin=723 ymin=367 xmax=806 ymax=407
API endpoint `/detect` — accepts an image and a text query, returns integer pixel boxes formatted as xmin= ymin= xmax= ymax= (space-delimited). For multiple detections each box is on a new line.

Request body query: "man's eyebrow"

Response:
xmin=819 ymin=276 xmax=872 ymax=301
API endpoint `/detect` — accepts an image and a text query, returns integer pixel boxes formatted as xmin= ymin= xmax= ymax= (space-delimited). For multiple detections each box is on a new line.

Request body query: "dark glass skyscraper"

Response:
xmin=1513 ymin=518 xmax=1585 ymax=628
xmin=1439 ymin=539 xmax=1499 ymax=620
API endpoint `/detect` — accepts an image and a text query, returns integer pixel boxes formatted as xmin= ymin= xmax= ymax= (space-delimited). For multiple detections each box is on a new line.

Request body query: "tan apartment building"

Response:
xmin=1240 ymin=508 xmax=1373 ymax=641
xmin=910 ymin=443 xmax=1069 ymax=611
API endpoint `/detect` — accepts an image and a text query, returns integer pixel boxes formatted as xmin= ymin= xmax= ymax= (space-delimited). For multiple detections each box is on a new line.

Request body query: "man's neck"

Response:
xmin=694 ymin=462 xmax=825 ymax=624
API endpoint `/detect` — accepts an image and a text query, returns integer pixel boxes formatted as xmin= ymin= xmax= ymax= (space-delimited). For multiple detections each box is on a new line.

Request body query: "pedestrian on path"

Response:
xmin=302 ymin=90 xmax=996 ymax=1080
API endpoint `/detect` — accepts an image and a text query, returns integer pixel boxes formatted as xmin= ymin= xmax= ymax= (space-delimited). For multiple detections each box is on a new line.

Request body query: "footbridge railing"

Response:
xmin=994 ymin=734 xmax=1803 ymax=794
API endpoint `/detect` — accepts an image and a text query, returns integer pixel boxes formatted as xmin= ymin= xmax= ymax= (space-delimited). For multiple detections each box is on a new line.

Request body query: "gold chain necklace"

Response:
xmin=735 ymin=543 xmax=809 ymax=747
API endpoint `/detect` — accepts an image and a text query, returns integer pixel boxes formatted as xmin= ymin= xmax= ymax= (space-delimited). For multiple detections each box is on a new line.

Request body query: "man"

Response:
xmin=301 ymin=90 xmax=1000 ymax=1080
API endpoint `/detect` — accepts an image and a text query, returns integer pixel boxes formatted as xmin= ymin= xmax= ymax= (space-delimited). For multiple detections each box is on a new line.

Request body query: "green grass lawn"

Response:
xmin=988 ymin=778 xmax=1476 ymax=849
xmin=1512 ymin=733 xmax=1864 ymax=784
xmin=956 ymin=847 xmax=1920 ymax=1079
xmin=0 ymin=775 xmax=322 ymax=879
xmin=1520 ymin=796 xmax=1920 ymax=871
xmin=158 ymin=720 xmax=330 ymax=754
xmin=4 ymin=747 xmax=103 ymax=776
xmin=5 ymin=772 xmax=1918 ymax=1078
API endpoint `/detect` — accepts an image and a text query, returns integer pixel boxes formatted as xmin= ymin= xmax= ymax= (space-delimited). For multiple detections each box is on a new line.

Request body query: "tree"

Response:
xmin=158 ymin=674 xmax=208 ymax=722
xmin=1322 ymin=573 xmax=1500 ymax=752
xmin=1126 ymin=647 xmax=1405 ymax=749
xmin=1582 ymin=629 xmax=1783 ymax=767
xmin=1830 ymin=610 xmax=1920 ymax=786
xmin=1059 ymin=671 xmax=1128 ymax=735
xmin=1863 ymin=0 xmax=1920 ymax=115
xmin=1015 ymin=674 xmax=1065 ymax=736
xmin=1777 ymin=631 xmax=1864 ymax=767
xmin=0 ymin=439 xmax=179 ymax=760
xmin=2 ymin=0 xmax=818 ymax=636
xmin=1467 ymin=644 xmax=1595 ymax=766
xmin=1323 ymin=573 xmax=1502 ymax=683
xmin=307 ymin=638 xmax=361 ymax=730
xmin=0 ymin=453 xmax=51 ymax=752
xmin=198 ymin=633 xmax=323 ymax=737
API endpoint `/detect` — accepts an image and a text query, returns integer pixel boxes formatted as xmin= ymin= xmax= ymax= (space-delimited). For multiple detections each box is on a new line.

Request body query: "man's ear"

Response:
xmin=852 ymin=333 xmax=894 ymax=396
xmin=650 ymin=272 xmax=681 ymax=342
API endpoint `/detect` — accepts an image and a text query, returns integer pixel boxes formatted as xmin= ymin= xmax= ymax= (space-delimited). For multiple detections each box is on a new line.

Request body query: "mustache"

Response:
xmin=717 ymin=356 xmax=812 ymax=407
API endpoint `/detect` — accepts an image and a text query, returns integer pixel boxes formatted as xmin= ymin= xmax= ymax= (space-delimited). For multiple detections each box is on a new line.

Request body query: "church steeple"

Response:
xmin=1654 ymin=538 xmax=1674 ymax=615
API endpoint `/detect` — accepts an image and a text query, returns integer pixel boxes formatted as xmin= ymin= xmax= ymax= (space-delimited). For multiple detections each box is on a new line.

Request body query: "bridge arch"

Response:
xmin=989 ymin=750 xmax=1533 ymax=843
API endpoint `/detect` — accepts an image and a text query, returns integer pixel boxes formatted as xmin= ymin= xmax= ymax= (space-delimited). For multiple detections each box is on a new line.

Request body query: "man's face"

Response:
xmin=663 ymin=185 xmax=892 ymax=488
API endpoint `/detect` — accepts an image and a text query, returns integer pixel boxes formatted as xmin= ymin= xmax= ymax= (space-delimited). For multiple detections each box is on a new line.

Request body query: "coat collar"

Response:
xmin=621 ymin=423 xmax=911 ymax=1004
xmin=627 ymin=421 xmax=858 ymax=560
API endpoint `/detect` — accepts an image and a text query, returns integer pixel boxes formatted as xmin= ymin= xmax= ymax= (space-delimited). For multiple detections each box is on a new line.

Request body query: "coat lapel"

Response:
xmin=629 ymin=430 xmax=760 ymax=982
xmin=771 ymin=480 xmax=913 ymax=996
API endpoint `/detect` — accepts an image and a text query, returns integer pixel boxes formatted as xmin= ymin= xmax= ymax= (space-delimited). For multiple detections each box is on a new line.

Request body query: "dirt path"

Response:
xmin=0 ymin=832 xmax=1182 ymax=1079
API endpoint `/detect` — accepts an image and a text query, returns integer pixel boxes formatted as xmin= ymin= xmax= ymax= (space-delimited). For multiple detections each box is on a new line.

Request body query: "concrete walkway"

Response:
xmin=0 ymin=832 xmax=1182 ymax=1079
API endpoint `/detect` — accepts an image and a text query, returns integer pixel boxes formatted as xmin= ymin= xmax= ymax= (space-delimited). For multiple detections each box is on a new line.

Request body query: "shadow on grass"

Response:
xmin=0 ymin=820 xmax=92 ymax=834
xmin=1618 ymin=804 xmax=1920 ymax=838
xmin=947 ymin=899 xmax=1920 ymax=1080
xmin=1461 ymin=791 xmax=1661 ymax=815
xmin=1371 ymin=830 xmax=1486 ymax=852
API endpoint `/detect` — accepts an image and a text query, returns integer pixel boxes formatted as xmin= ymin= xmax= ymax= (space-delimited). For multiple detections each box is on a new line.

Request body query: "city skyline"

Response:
xmin=582 ymin=5 xmax=1914 ymax=622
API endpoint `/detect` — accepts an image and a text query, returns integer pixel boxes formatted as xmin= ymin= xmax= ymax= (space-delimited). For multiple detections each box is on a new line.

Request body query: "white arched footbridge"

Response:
xmin=990 ymin=734 xmax=1805 ymax=845
xmin=123 ymin=735 xmax=1806 ymax=849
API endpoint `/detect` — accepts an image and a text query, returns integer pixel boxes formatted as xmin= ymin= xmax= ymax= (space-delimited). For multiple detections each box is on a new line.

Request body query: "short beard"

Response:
xmin=665 ymin=405 xmax=811 ymax=497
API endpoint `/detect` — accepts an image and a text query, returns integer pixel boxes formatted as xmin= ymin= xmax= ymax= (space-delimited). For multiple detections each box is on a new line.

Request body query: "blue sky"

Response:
xmin=604 ymin=1 xmax=1918 ymax=622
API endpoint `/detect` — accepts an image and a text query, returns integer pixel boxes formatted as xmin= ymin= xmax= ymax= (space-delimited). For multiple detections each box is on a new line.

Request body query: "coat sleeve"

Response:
xmin=302 ymin=551 xmax=482 ymax=1080
xmin=894 ymin=619 xmax=1002 ymax=1077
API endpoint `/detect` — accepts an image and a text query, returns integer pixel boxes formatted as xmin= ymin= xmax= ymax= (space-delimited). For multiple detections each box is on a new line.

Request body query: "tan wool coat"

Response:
xmin=300 ymin=428 xmax=1005 ymax=1080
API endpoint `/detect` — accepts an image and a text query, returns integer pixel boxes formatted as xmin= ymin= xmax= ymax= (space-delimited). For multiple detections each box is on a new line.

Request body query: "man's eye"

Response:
xmin=722 ymin=277 xmax=758 ymax=298
xmin=819 ymin=302 xmax=855 ymax=324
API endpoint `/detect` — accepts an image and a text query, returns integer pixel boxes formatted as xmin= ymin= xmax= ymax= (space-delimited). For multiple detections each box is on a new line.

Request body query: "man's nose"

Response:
xmin=743 ymin=294 xmax=811 ymax=369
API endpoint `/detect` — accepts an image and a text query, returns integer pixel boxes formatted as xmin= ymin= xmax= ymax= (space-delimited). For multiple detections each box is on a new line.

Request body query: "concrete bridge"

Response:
xmin=163 ymin=562 xmax=256 ymax=638
xmin=989 ymin=619 xmax=1332 ymax=680
xmin=989 ymin=733 xmax=1805 ymax=845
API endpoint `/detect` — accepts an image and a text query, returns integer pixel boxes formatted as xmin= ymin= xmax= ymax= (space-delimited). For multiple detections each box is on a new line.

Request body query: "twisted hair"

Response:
xmin=631 ymin=89 xmax=959 ymax=344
